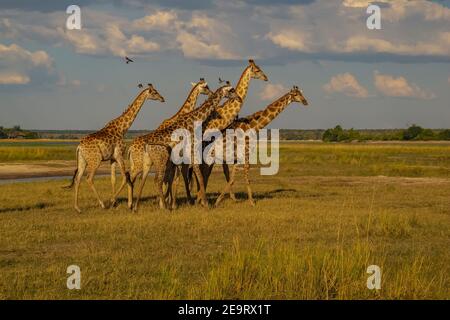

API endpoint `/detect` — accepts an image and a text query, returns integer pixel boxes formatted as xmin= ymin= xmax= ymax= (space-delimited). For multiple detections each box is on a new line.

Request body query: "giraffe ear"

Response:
xmin=191 ymin=82 xmax=197 ymax=87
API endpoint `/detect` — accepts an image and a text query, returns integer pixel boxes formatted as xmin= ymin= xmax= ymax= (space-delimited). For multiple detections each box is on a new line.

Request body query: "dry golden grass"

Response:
xmin=0 ymin=142 xmax=449 ymax=299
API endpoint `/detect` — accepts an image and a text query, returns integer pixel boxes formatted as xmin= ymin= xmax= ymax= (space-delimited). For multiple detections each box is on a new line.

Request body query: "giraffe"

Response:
xmin=128 ymin=82 xmax=241 ymax=211
xmin=214 ymin=85 xmax=308 ymax=206
xmin=65 ymin=83 xmax=165 ymax=213
xmin=157 ymin=78 xmax=212 ymax=129
xmin=173 ymin=59 xmax=268 ymax=205
xmin=115 ymin=79 xmax=211 ymax=204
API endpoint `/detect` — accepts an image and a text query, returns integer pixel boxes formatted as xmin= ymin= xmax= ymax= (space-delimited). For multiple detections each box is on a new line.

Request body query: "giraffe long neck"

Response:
xmin=156 ymin=85 xmax=201 ymax=131
xmin=143 ymin=89 xmax=224 ymax=148
xmin=235 ymin=65 xmax=252 ymax=101
xmin=206 ymin=66 xmax=252 ymax=130
xmin=181 ymin=86 xmax=201 ymax=113
xmin=187 ymin=90 xmax=223 ymax=122
xmin=105 ymin=89 xmax=148 ymax=135
xmin=237 ymin=92 xmax=293 ymax=131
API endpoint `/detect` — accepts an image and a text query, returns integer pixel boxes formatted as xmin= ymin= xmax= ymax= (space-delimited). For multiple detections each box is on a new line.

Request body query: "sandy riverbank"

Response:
xmin=0 ymin=161 xmax=110 ymax=180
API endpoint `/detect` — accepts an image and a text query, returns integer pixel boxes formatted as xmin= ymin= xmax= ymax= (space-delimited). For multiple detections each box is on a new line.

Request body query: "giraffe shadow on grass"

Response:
xmin=0 ymin=202 xmax=52 ymax=214
xmin=112 ymin=188 xmax=300 ymax=209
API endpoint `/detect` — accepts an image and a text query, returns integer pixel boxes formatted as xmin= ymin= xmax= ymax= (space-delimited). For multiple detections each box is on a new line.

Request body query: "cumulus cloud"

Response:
xmin=266 ymin=30 xmax=312 ymax=52
xmin=0 ymin=42 xmax=55 ymax=86
xmin=373 ymin=71 xmax=435 ymax=99
xmin=131 ymin=10 xmax=178 ymax=31
xmin=175 ymin=13 xmax=241 ymax=60
xmin=260 ymin=83 xmax=287 ymax=100
xmin=263 ymin=0 xmax=450 ymax=61
xmin=0 ymin=43 xmax=53 ymax=69
xmin=0 ymin=71 xmax=30 ymax=84
xmin=323 ymin=73 xmax=369 ymax=98
xmin=1 ymin=0 xmax=449 ymax=63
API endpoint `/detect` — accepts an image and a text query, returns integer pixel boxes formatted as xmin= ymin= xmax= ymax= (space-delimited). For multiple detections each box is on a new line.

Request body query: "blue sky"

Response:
xmin=0 ymin=0 xmax=449 ymax=130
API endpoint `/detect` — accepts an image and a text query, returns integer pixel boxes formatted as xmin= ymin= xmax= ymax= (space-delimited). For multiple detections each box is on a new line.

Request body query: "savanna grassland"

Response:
xmin=0 ymin=141 xmax=449 ymax=299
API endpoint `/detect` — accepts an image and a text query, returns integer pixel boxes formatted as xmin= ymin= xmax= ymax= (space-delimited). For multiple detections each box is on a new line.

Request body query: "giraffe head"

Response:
xmin=248 ymin=59 xmax=268 ymax=81
xmin=191 ymin=78 xmax=212 ymax=96
xmin=218 ymin=81 xmax=242 ymax=103
xmin=290 ymin=85 xmax=309 ymax=106
xmin=140 ymin=83 xmax=165 ymax=103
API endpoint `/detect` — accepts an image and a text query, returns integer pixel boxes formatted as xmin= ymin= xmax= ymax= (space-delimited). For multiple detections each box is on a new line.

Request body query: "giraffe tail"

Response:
xmin=62 ymin=147 xmax=80 ymax=189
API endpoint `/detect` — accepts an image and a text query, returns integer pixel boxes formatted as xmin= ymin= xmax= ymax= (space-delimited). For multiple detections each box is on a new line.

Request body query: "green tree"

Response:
xmin=438 ymin=129 xmax=450 ymax=140
xmin=403 ymin=124 xmax=423 ymax=140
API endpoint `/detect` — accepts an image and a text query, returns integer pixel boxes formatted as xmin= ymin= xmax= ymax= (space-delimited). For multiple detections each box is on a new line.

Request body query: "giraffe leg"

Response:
xmin=127 ymin=152 xmax=143 ymax=210
xmin=110 ymin=160 xmax=116 ymax=195
xmin=193 ymin=165 xmax=208 ymax=208
xmin=215 ymin=164 xmax=236 ymax=207
xmin=163 ymin=164 xmax=177 ymax=209
xmin=127 ymin=170 xmax=139 ymax=210
xmin=170 ymin=166 xmax=179 ymax=210
xmin=223 ymin=164 xmax=237 ymax=201
xmin=244 ymin=163 xmax=255 ymax=206
xmin=110 ymin=155 xmax=128 ymax=207
xmin=161 ymin=154 xmax=174 ymax=208
xmin=153 ymin=159 xmax=167 ymax=210
xmin=202 ymin=163 xmax=214 ymax=190
xmin=133 ymin=157 xmax=152 ymax=212
xmin=181 ymin=164 xmax=195 ymax=205
xmin=86 ymin=160 xmax=105 ymax=209
xmin=73 ymin=153 xmax=87 ymax=213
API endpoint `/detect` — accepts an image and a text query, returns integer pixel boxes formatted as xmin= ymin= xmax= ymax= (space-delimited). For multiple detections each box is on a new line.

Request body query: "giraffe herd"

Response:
xmin=65 ymin=60 xmax=309 ymax=213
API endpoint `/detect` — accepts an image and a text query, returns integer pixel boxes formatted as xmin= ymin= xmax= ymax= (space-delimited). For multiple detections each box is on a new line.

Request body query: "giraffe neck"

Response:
xmin=235 ymin=65 xmax=252 ymax=101
xmin=246 ymin=92 xmax=293 ymax=131
xmin=144 ymin=89 xmax=225 ymax=148
xmin=106 ymin=89 xmax=148 ymax=135
xmin=206 ymin=66 xmax=252 ymax=130
xmin=172 ymin=85 xmax=201 ymax=117
xmin=156 ymin=85 xmax=201 ymax=131
xmin=182 ymin=85 xmax=201 ymax=113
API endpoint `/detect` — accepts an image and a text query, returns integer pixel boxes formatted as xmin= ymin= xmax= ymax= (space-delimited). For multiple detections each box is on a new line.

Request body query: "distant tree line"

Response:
xmin=321 ymin=125 xmax=450 ymax=142
xmin=0 ymin=126 xmax=39 ymax=139
xmin=2 ymin=125 xmax=450 ymax=141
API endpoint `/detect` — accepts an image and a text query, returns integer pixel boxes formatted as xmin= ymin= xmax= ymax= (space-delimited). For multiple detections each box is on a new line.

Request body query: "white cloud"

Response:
xmin=0 ymin=42 xmax=55 ymax=85
xmin=1 ymin=1 xmax=450 ymax=63
xmin=0 ymin=43 xmax=53 ymax=69
xmin=62 ymin=29 xmax=100 ymax=55
xmin=323 ymin=73 xmax=369 ymax=98
xmin=266 ymin=30 xmax=311 ymax=52
xmin=342 ymin=0 xmax=389 ymax=8
xmin=62 ymin=23 xmax=161 ymax=57
xmin=373 ymin=71 xmax=435 ymax=99
xmin=176 ymin=30 xmax=236 ymax=59
xmin=131 ymin=11 xmax=178 ymax=31
xmin=126 ymin=35 xmax=160 ymax=54
xmin=0 ymin=71 xmax=30 ymax=84
xmin=260 ymin=83 xmax=287 ymax=101
xmin=335 ymin=33 xmax=450 ymax=56
xmin=264 ymin=0 xmax=450 ymax=60
xmin=175 ymin=13 xmax=241 ymax=59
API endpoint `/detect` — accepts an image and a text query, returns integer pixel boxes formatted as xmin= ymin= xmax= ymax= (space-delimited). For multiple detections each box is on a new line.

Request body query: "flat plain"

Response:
xmin=0 ymin=141 xmax=449 ymax=299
